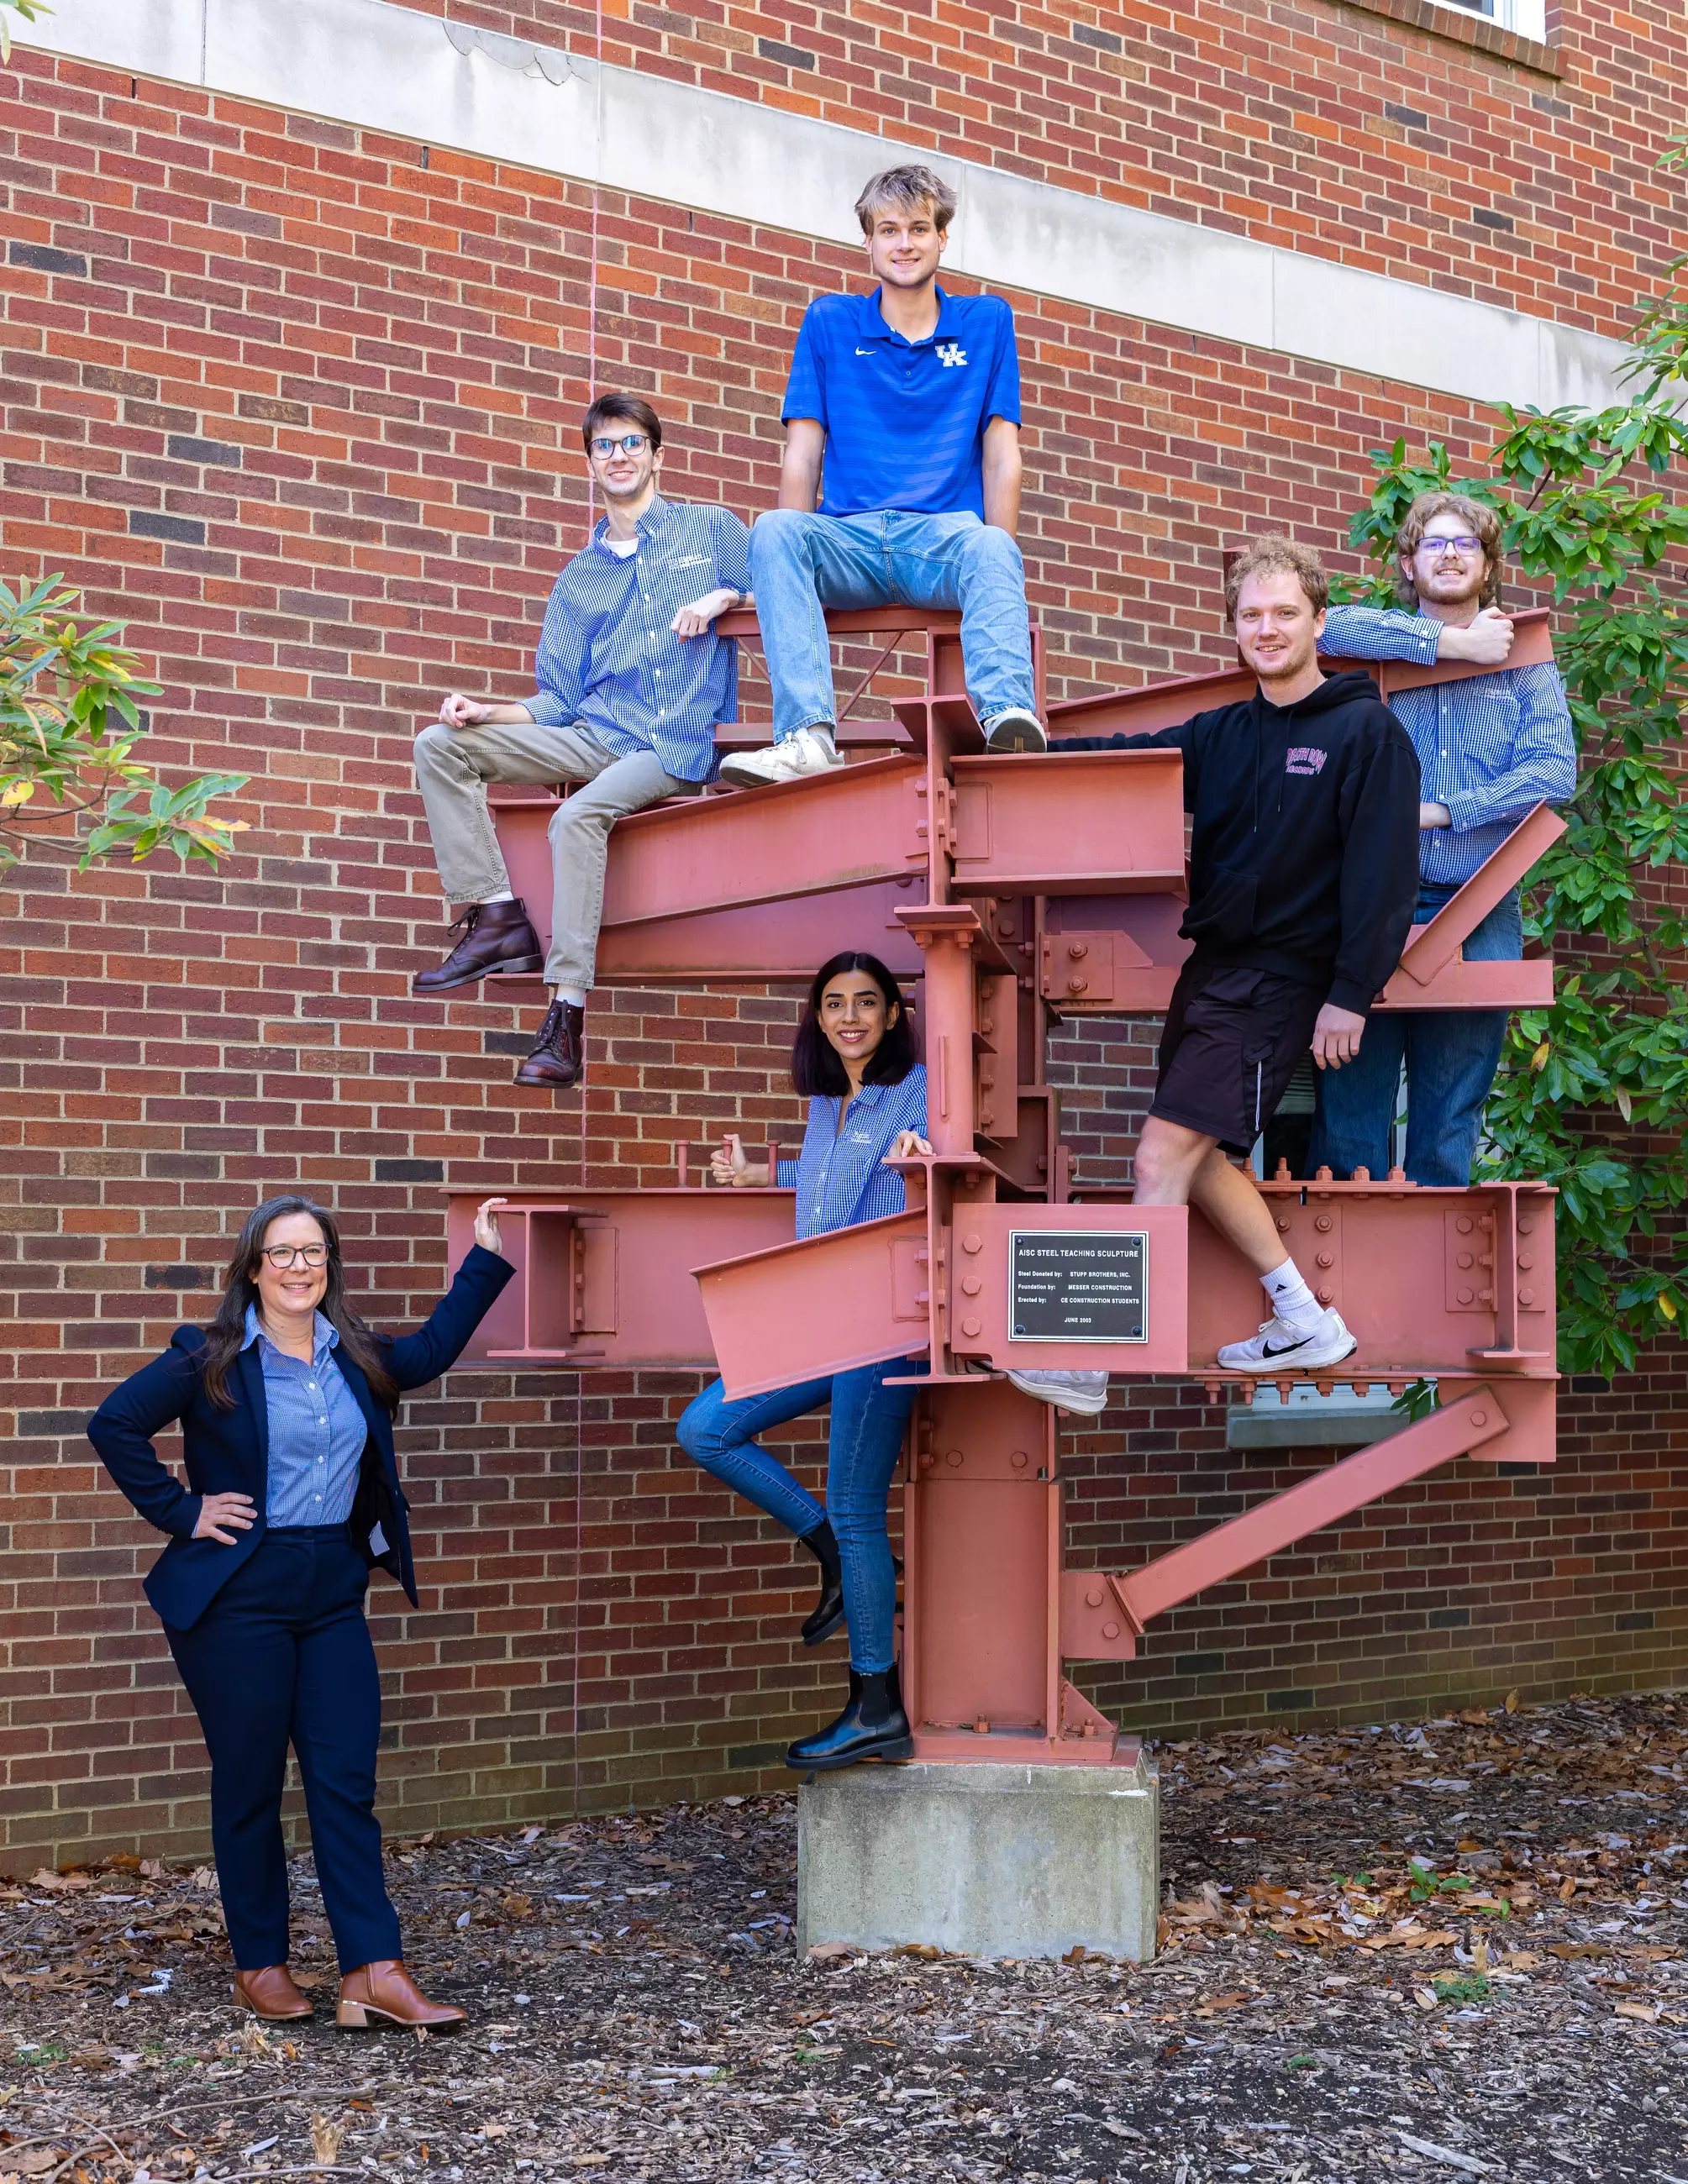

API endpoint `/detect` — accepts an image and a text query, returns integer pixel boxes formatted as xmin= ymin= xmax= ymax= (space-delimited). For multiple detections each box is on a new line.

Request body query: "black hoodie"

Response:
xmin=1061 ymin=671 xmax=1422 ymax=1015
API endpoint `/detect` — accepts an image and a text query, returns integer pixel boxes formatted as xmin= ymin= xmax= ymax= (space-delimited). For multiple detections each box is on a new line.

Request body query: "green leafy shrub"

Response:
xmin=0 ymin=575 xmax=247 ymax=876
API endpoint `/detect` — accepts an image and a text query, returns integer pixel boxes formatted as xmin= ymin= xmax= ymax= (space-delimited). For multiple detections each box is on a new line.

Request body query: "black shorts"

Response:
xmin=1150 ymin=961 xmax=1324 ymax=1156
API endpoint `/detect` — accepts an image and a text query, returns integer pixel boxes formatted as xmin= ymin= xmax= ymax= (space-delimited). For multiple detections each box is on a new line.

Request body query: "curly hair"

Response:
xmin=1393 ymin=491 xmax=1503 ymax=610
xmin=1224 ymin=535 xmax=1330 ymax=622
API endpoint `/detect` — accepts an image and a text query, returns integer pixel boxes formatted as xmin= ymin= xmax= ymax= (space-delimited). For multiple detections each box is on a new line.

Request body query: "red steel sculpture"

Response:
xmin=444 ymin=606 xmax=1561 ymax=1929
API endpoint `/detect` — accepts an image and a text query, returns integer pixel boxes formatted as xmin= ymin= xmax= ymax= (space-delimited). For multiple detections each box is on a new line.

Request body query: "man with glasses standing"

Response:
xmin=1311 ymin=491 xmax=1576 ymax=1184
xmin=723 ymin=163 xmax=1044 ymax=788
xmin=409 ymin=394 xmax=750 ymax=1089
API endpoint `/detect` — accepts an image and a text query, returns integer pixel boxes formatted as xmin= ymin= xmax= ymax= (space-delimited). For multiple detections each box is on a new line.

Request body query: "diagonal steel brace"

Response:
xmin=1065 ymin=1384 xmax=1515 ymax=1654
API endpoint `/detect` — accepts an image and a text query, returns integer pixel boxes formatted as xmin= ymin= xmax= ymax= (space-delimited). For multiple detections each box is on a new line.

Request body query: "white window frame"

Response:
xmin=1433 ymin=0 xmax=1549 ymax=41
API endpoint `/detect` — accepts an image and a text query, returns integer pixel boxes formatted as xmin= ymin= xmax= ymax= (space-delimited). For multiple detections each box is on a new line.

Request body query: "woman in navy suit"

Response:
xmin=88 ymin=1194 xmax=513 ymax=2031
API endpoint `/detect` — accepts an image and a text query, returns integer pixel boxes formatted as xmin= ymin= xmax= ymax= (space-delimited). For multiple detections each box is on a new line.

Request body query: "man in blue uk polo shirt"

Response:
xmin=723 ymin=163 xmax=1044 ymax=789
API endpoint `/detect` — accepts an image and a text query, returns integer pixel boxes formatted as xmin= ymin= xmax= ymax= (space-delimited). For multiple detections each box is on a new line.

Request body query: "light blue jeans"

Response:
xmin=676 ymin=1358 xmax=924 ymax=1672
xmin=748 ymin=508 xmax=1036 ymax=738
xmin=1308 ymin=885 xmax=1523 ymax=1189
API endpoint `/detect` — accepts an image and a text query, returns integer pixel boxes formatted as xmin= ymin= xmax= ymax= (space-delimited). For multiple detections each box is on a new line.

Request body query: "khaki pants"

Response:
xmin=413 ymin=718 xmax=693 ymax=990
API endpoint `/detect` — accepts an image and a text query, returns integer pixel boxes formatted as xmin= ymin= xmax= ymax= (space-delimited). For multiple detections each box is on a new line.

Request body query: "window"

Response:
xmin=1434 ymin=0 xmax=1549 ymax=39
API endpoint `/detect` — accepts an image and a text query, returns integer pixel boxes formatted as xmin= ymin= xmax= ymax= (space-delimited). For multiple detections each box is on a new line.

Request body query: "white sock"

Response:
xmin=553 ymin=984 xmax=587 ymax=1008
xmin=803 ymin=724 xmax=837 ymax=750
xmin=481 ymin=890 xmax=515 ymax=905
xmin=1261 ymin=1257 xmax=1323 ymax=1336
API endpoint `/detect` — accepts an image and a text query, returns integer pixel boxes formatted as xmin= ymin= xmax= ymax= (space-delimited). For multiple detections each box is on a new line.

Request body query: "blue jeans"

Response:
xmin=166 ymin=1528 xmax=404 ymax=1974
xmin=748 ymin=507 xmax=1036 ymax=738
xmin=676 ymin=1359 xmax=924 ymax=1672
xmin=1308 ymin=885 xmax=1522 ymax=1189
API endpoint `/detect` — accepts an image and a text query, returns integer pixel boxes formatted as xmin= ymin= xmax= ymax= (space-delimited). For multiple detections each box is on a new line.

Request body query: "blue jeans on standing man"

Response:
xmin=748 ymin=508 xmax=1036 ymax=738
xmin=677 ymin=1358 xmax=924 ymax=1673
xmin=1308 ymin=885 xmax=1523 ymax=1189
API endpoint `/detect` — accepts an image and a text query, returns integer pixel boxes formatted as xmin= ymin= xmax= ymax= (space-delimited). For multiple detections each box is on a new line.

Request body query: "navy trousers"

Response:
xmin=166 ymin=1526 xmax=403 ymax=1974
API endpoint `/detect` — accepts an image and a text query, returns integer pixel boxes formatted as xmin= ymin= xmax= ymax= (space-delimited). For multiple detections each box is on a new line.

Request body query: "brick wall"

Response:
xmin=416 ymin=0 xmax=1684 ymax=338
xmin=0 ymin=45 xmax=1683 ymax=1872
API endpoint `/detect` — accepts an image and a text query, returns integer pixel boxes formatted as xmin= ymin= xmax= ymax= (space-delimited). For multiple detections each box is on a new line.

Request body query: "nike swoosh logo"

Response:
xmin=855 ymin=347 xmax=873 ymax=355
xmin=1260 ymin=1337 xmax=1312 ymax=1357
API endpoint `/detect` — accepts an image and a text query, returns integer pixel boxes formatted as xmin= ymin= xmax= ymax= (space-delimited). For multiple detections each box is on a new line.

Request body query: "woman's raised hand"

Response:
xmin=193 ymin=1491 xmax=255 ymax=1546
xmin=710 ymin=1133 xmax=751 ymax=1186
xmin=886 ymin=1131 xmax=933 ymax=1163
xmin=473 ymin=1196 xmax=507 ymax=1254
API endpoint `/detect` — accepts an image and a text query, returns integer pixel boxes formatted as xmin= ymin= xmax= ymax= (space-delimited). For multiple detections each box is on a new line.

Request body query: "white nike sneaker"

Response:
xmin=718 ymin=727 xmax=847 ymax=789
xmin=1216 ymin=1309 xmax=1357 ymax=1374
xmin=983 ymin=707 xmax=1048 ymax=753
xmin=1005 ymin=1368 xmax=1110 ymax=1416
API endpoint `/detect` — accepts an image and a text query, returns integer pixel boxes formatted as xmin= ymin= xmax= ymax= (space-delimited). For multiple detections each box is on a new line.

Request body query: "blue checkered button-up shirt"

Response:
xmin=242 ymin=1305 xmax=368 ymax=1527
xmin=1321 ymin=606 xmax=1577 ymax=887
xmin=776 ymin=1066 xmax=929 ymax=1239
xmin=527 ymin=496 xmax=752 ymax=784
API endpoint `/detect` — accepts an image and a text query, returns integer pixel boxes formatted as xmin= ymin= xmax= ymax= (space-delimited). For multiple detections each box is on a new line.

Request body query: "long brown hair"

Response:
xmin=197 ymin=1194 xmax=399 ymax=1412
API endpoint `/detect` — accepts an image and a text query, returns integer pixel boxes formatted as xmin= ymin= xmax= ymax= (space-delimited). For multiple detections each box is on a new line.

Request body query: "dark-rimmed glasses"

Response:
xmin=261 ymin=1242 xmax=329 ymax=1269
xmin=589 ymin=433 xmax=650 ymax=458
xmin=1415 ymin=533 xmax=1486 ymax=556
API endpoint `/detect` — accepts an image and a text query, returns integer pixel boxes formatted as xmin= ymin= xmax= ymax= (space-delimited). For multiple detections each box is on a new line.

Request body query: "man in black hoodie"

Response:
xmin=1036 ymin=536 xmax=1420 ymax=1383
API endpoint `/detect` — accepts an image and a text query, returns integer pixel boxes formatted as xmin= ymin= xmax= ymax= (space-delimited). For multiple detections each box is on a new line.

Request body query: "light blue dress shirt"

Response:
xmin=242 ymin=1305 xmax=368 ymax=1527
xmin=527 ymin=495 xmax=751 ymax=783
xmin=776 ymin=1065 xmax=929 ymax=1239
xmin=1321 ymin=605 xmax=1577 ymax=887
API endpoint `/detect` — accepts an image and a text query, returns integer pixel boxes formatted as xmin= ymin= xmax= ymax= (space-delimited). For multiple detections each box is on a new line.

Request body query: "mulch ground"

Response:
xmin=5 ymin=1691 xmax=1688 ymax=2184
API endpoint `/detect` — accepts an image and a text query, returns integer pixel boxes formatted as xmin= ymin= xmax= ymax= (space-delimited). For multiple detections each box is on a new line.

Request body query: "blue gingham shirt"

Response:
xmin=242 ymin=1305 xmax=368 ymax=1527
xmin=776 ymin=1065 xmax=928 ymax=1239
xmin=1321 ymin=606 xmax=1577 ymax=887
xmin=527 ymin=496 xmax=752 ymax=783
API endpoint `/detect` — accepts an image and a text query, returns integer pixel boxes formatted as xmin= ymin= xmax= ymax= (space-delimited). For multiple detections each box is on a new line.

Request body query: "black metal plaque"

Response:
xmin=1008 ymin=1230 xmax=1149 ymax=1344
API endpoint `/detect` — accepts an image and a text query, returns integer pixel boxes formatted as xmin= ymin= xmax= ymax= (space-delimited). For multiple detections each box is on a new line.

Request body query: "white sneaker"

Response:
xmin=1005 ymin=1368 xmax=1110 ymax=1416
xmin=983 ymin=707 xmax=1047 ymax=753
xmin=718 ymin=727 xmax=847 ymax=789
xmin=1216 ymin=1309 xmax=1357 ymax=1374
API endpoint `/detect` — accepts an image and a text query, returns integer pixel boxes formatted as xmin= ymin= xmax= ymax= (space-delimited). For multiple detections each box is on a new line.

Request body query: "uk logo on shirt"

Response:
xmin=1285 ymin=745 xmax=1328 ymax=776
xmin=937 ymin=341 xmax=969 ymax=368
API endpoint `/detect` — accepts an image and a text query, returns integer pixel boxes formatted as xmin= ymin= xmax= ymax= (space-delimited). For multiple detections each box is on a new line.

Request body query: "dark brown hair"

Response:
xmin=197 ymin=1194 xmax=398 ymax=1412
xmin=1393 ymin=490 xmax=1504 ymax=610
xmin=1225 ymin=534 xmax=1330 ymax=621
xmin=581 ymin=392 xmax=663 ymax=454
xmin=791 ymin=953 xmax=918 ymax=1099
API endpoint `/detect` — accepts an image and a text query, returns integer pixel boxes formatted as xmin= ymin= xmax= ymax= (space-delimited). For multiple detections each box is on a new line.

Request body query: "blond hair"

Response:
xmin=1225 ymin=535 xmax=1330 ymax=622
xmin=1393 ymin=491 xmax=1504 ymax=609
xmin=855 ymin=164 xmax=958 ymax=236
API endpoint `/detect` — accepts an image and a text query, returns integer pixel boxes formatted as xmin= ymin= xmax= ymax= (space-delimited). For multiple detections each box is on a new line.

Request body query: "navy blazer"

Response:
xmin=87 ymin=1245 xmax=514 ymax=1631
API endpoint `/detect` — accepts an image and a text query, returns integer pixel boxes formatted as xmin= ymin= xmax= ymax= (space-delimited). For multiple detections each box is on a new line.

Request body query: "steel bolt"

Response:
xmin=1068 ymin=977 xmax=1088 ymax=995
xmin=1519 ymin=1289 xmax=1535 ymax=1306
xmin=1011 ymin=1450 xmax=1028 ymax=1470
xmin=962 ymin=1233 xmax=982 ymax=1254
xmin=1458 ymin=1287 xmax=1474 ymax=1305
xmin=946 ymin=1448 xmax=964 ymax=1467
xmin=1068 ymin=942 xmax=1089 ymax=960
xmin=1517 ymin=1254 xmax=1533 ymax=1271
xmin=1102 ymin=1622 xmax=1121 ymax=1641
xmin=1317 ymin=1252 xmax=1333 ymax=1269
xmin=1315 ymin=1215 xmax=1333 ymax=1233
xmin=960 ymin=1317 xmax=981 ymax=1338
xmin=1470 ymin=1410 xmax=1488 ymax=1427
xmin=1459 ymin=1252 xmax=1474 ymax=1269
xmin=961 ymin=1275 xmax=981 ymax=1296
xmin=1275 ymin=1215 xmax=1291 ymax=1232
xmin=1086 ymin=1588 xmax=1104 ymax=1609
xmin=1457 ymin=1215 xmax=1474 ymax=1234
xmin=1317 ymin=1287 xmax=1333 ymax=1305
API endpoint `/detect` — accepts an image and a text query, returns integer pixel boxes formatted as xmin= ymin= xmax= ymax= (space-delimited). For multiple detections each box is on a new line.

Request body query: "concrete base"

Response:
xmin=797 ymin=1752 xmax=1160 ymax=1962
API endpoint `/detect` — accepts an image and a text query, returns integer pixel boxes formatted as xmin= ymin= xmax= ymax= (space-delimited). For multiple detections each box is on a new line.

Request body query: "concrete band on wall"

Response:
xmin=34 ymin=0 xmax=1625 ymax=413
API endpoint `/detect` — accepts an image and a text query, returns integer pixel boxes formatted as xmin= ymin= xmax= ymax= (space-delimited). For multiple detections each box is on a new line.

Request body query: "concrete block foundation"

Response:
xmin=796 ymin=1751 xmax=1160 ymax=1962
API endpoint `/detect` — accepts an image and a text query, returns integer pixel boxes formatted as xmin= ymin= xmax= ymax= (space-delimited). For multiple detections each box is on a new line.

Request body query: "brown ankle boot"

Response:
xmin=413 ymin=900 xmax=544 ymax=994
xmin=336 ymin=1959 xmax=465 ymax=2030
xmin=233 ymin=1964 xmax=313 ymax=2020
xmin=514 ymin=998 xmax=586 ymax=1088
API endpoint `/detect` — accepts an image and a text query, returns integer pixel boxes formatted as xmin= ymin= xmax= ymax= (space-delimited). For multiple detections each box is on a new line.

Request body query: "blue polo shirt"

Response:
xmin=781 ymin=287 xmax=1021 ymax=520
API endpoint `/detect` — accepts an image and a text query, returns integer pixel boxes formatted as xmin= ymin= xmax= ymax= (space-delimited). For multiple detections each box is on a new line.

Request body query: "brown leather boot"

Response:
xmin=514 ymin=998 xmax=586 ymax=1089
xmin=233 ymin=1964 xmax=313 ymax=2020
xmin=413 ymin=900 xmax=544 ymax=994
xmin=336 ymin=1959 xmax=465 ymax=2031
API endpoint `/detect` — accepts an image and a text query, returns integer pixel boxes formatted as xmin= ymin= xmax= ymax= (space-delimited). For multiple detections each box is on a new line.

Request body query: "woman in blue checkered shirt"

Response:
xmin=678 ymin=951 xmax=930 ymax=1772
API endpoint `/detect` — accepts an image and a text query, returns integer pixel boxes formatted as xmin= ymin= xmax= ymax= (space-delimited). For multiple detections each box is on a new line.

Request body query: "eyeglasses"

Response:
xmin=261 ymin=1243 xmax=328 ymax=1269
xmin=589 ymin=433 xmax=649 ymax=457
xmin=1415 ymin=533 xmax=1486 ymax=556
